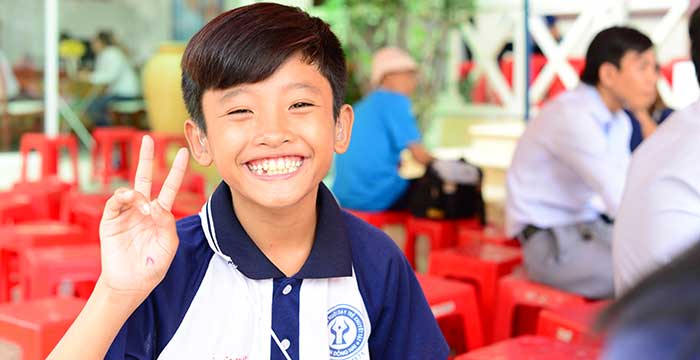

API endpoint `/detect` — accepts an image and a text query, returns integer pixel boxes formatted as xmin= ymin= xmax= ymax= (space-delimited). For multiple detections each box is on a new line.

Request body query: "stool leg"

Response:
xmin=404 ymin=229 xmax=417 ymax=269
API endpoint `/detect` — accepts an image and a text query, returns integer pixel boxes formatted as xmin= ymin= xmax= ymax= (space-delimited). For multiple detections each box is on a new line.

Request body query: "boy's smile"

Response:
xmin=186 ymin=54 xmax=353 ymax=212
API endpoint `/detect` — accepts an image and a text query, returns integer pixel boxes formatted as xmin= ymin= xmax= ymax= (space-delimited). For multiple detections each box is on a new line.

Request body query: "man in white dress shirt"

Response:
xmin=506 ymin=27 xmax=658 ymax=298
xmin=613 ymin=9 xmax=700 ymax=295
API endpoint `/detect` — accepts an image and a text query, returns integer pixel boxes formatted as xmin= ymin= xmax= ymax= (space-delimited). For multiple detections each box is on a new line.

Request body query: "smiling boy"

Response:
xmin=48 ymin=3 xmax=448 ymax=360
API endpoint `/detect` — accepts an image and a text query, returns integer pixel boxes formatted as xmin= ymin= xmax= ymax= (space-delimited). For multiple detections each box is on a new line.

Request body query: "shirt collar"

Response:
xmin=579 ymin=83 xmax=626 ymax=127
xmin=199 ymin=181 xmax=352 ymax=280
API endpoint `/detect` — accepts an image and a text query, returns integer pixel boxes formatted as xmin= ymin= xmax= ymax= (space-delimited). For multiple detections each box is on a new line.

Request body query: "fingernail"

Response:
xmin=141 ymin=203 xmax=151 ymax=215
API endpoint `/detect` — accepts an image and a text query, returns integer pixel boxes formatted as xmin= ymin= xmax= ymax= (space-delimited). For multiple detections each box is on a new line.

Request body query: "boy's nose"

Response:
xmin=253 ymin=116 xmax=293 ymax=147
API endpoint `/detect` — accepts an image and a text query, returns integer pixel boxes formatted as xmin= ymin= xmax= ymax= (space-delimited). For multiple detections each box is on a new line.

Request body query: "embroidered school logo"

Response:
xmin=327 ymin=304 xmax=367 ymax=359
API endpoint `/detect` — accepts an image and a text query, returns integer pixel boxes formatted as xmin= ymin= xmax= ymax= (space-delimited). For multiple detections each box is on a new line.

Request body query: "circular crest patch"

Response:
xmin=327 ymin=304 xmax=367 ymax=359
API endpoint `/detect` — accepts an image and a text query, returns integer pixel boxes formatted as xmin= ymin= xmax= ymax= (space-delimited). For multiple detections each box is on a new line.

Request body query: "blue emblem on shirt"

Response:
xmin=328 ymin=304 xmax=366 ymax=359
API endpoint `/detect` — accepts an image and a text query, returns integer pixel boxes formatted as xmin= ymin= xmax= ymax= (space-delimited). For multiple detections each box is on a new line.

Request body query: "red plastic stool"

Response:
xmin=19 ymin=244 xmax=101 ymax=300
xmin=0 ymin=297 xmax=86 ymax=360
xmin=91 ymin=126 xmax=137 ymax=188
xmin=492 ymin=275 xmax=587 ymax=341
xmin=60 ymin=190 xmax=111 ymax=244
xmin=455 ymin=335 xmax=600 ymax=360
xmin=417 ymin=274 xmax=484 ymax=353
xmin=172 ymin=191 xmax=206 ymax=219
xmin=19 ymin=133 xmax=80 ymax=186
xmin=0 ymin=193 xmax=34 ymax=224
xmin=404 ymin=217 xmax=458 ymax=269
xmin=346 ymin=210 xmax=409 ymax=229
xmin=11 ymin=177 xmax=73 ymax=220
xmin=458 ymin=225 xmax=520 ymax=248
xmin=536 ymin=300 xmax=609 ymax=346
xmin=429 ymin=243 xmax=523 ymax=343
xmin=0 ymin=222 xmax=86 ymax=302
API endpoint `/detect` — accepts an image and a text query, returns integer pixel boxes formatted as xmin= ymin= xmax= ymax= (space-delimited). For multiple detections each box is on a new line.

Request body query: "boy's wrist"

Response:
xmin=93 ymin=277 xmax=150 ymax=312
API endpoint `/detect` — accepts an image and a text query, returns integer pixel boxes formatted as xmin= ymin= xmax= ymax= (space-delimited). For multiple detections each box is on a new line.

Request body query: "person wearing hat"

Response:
xmin=332 ymin=47 xmax=434 ymax=211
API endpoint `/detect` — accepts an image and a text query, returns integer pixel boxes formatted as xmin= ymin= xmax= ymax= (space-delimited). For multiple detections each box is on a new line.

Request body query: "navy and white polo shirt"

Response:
xmin=105 ymin=182 xmax=448 ymax=360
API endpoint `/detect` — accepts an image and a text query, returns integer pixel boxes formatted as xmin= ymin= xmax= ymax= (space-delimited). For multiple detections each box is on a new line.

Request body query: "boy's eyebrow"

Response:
xmin=283 ymin=82 xmax=322 ymax=95
xmin=218 ymin=87 xmax=251 ymax=103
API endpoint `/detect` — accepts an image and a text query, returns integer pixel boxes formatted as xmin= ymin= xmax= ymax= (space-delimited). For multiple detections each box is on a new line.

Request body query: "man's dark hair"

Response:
xmin=580 ymin=26 xmax=653 ymax=86
xmin=689 ymin=7 xmax=700 ymax=85
xmin=181 ymin=2 xmax=347 ymax=132
xmin=96 ymin=31 xmax=114 ymax=46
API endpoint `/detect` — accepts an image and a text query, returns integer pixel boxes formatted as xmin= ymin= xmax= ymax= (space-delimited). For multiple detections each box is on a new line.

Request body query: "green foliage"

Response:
xmin=311 ymin=0 xmax=475 ymax=124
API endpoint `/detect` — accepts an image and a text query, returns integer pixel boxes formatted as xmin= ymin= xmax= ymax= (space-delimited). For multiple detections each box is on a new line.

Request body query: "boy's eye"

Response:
xmin=227 ymin=108 xmax=253 ymax=116
xmin=290 ymin=102 xmax=313 ymax=110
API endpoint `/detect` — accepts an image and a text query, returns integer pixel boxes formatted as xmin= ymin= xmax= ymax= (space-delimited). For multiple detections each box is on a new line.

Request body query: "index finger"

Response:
xmin=133 ymin=135 xmax=154 ymax=197
xmin=156 ymin=148 xmax=190 ymax=212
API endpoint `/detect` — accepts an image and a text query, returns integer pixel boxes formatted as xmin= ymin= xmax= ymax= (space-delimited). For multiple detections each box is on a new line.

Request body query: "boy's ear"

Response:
xmin=184 ymin=119 xmax=213 ymax=166
xmin=334 ymin=104 xmax=354 ymax=154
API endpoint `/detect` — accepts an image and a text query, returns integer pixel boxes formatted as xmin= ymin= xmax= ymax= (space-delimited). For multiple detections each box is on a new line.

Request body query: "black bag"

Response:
xmin=408 ymin=159 xmax=486 ymax=223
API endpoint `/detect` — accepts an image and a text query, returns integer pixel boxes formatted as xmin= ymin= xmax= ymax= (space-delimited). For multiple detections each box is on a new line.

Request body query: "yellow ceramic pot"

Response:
xmin=142 ymin=43 xmax=188 ymax=134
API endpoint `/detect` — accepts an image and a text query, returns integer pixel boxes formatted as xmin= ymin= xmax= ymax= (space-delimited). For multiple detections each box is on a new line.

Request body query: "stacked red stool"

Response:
xmin=10 ymin=177 xmax=73 ymax=220
xmin=428 ymin=242 xmax=522 ymax=343
xmin=0 ymin=297 xmax=86 ymax=360
xmin=129 ymin=132 xmax=188 ymax=180
xmin=536 ymin=300 xmax=609 ymax=346
xmin=404 ymin=217 xmax=462 ymax=269
xmin=92 ymin=126 xmax=137 ymax=188
xmin=172 ymin=191 xmax=207 ymax=219
xmin=457 ymin=224 xmax=520 ymax=248
xmin=0 ymin=222 xmax=86 ymax=302
xmin=417 ymin=274 xmax=484 ymax=354
xmin=18 ymin=244 xmax=101 ymax=300
xmin=0 ymin=193 xmax=34 ymax=224
xmin=19 ymin=133 xmax=80 ymax=186
xmin=492 ymin=275 xmax=587 ymax=341
xmin=454 ymin=335 xmax=600 ymax=360
xmin=345 ymin=210 xmax=409 ymax=229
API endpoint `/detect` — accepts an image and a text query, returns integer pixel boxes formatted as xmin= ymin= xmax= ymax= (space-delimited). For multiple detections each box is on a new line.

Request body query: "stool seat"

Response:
xmin=458 ymin=225 xmax=520 ymax=248
xmin=455 ymin=335 xmax=600 ymax=360
xmin=60 ymin=190 xmax=112 ymax=244
xmin=429 ymin=243 xmax=523 ymax=343
xmin=0 ymin=297 xmax=86 ymax=360
xmin=11 ymin=177 xmax=73 ymax=220
xmin=493 ymin=275 xmax=587 ymax=341
xmin=0 ymin=221 xmax=86 ymax=302
xmin=417 ymin=274 xmax=484 ymax=353
xmin=537 ymin=300 xmax=609 ymax=345
xmin=19 ymin=244 xmax=101 ymax=300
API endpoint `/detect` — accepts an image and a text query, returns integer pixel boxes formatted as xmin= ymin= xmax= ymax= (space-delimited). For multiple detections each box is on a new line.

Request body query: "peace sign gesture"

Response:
xmin=98 ymin=135 xmax=190 ymax=299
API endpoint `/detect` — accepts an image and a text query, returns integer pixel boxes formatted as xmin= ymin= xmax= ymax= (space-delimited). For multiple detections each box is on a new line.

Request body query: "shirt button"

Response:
xmin=282 ymin=284 xmax=292 ymax=295
xmin=281 ymin=338 xmax=290 ymax=350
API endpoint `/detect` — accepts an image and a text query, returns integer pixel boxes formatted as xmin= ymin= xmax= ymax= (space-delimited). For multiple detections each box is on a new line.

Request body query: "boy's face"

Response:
xmin=602 ymin=49 xmax=658 ymax=110
xmin=186 ymin=55 xmax=353 ymax=210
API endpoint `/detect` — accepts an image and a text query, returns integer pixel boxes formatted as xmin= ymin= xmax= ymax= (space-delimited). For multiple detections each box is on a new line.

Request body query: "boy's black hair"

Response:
xmin=181 ymin=2 xmax=347 ymax=132
xmin=580 ymin=26 xmax=653 ymax=86
xmin=689 ymin=6 xmax=700 ymax=85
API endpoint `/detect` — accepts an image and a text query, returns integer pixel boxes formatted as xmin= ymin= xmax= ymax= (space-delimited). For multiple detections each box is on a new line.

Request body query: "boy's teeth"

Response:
xmin=248 ymin=157 xmax=303 ymax=175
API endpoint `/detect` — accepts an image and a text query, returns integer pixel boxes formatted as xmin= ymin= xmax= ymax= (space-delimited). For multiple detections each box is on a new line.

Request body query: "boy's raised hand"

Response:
xmin=98 ymin=135 xmax=190 ymax=299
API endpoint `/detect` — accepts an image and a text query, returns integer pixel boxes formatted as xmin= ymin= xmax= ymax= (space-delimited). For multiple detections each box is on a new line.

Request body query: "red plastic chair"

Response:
xmin=0 ymin=297 xmax=86 ymax=360
xmin=346 ymin=210 xmax=409 ymax=229
xmin=0 ymin=221 xmax=86 ymax=302
xmin=91 ymin=126 xmax=137 ymax=188
xmin=404 ymin=217 xmax=458 ymax=269
xmin=18 ymin=244 xmax=101 ymax=300
xmin=455 ymin=335 xmax=600 ymax=360
xmin=417 ymin=274 xmax=484 ymax=354
xmin=429 ymin=243 xmax=523 ymax=343
xmin=19 ymin=133 xmax=80 ymax=186
xmin=536 ymin=300 xmax=609 ymax=346
xmin=492 ymin=275 xmax=586 ymax=341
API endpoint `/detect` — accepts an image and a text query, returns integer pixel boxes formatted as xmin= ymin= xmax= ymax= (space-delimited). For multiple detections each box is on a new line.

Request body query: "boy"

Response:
xmin=49 ymin=3 xmax=448 ymax=360
xmin=506 ymin=26 xmax=658 ymax=299
xmin=333 ymin=47 xmax=434 ymax=211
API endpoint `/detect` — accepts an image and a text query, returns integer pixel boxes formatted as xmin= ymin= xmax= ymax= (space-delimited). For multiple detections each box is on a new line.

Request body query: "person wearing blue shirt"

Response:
xmin=333 ymin=47 xmax=434 ymax=211
xmin=506 ymin=27 xmax=659 ymax=299
xmin=48 ymin=4 xmax=448 ymax=360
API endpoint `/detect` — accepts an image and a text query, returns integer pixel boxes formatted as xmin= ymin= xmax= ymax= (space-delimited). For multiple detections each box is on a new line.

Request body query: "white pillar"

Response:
xmin=44 ymin=0 xmax=59 ymax=137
